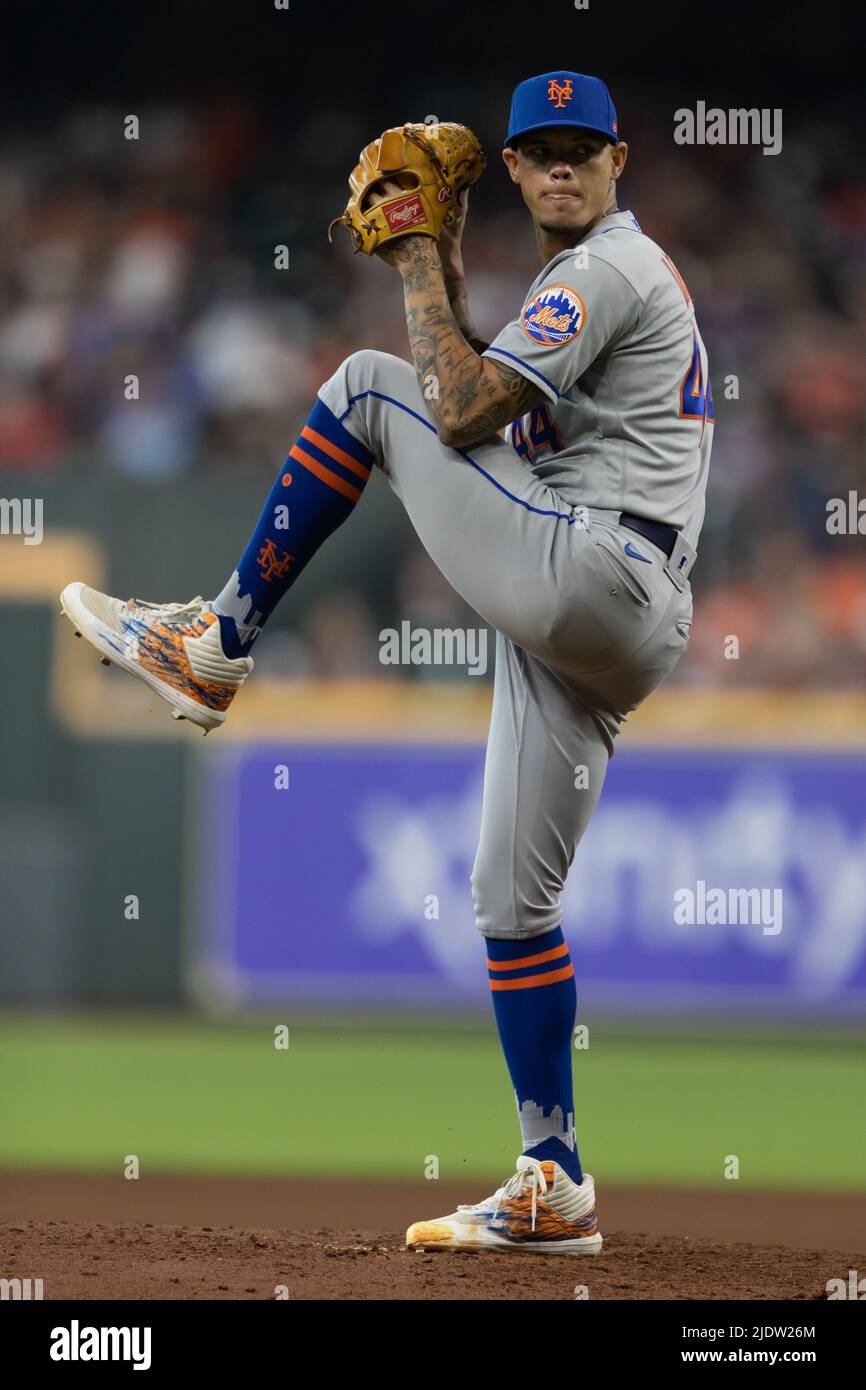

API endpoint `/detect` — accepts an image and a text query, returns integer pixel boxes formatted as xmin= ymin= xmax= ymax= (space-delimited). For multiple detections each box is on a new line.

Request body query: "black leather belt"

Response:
xmin=620 ymin=512 xmax=678 ymax=560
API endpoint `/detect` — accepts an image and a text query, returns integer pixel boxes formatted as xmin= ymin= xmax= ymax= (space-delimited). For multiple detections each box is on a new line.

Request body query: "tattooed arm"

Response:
xmin=390 ymin=233 xmax=546 ymax=450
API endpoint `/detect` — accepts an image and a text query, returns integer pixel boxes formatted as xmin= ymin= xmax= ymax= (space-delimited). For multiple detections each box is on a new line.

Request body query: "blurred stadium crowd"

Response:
xmin=1 ymin=97 xmax=864 ymax=686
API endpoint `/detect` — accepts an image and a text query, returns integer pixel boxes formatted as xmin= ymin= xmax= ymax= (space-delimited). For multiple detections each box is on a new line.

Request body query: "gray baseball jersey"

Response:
xmin=484 ymin=209 xmax=714 ymax=550
xmin=321 ymin=214 xmax=711 ymax=942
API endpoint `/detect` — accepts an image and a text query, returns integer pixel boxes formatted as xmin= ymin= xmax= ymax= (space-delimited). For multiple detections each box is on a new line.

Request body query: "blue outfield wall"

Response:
xmin=190 ymin=743 xmax=866 ymax=1017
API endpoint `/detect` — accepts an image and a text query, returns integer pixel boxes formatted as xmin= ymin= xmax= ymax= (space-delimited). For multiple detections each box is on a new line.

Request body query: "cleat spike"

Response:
xmin=100 ymin=656 xmax=111 ymax=666
xmin=74 ymin=630 xmax=81 ymax=637
xmin=171 ymin=711 xmax=185 ymax=721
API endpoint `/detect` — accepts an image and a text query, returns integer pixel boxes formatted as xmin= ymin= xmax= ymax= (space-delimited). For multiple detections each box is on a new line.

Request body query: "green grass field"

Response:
xmin=1 ymin=1013 xmax=864 ymax=1190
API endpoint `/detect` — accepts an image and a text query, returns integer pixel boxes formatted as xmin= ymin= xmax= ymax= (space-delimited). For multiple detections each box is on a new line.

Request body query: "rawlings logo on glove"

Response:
xmin=328 ymin=121 xmax=486 ymax=257
xmin=383 ymin=195 xmax=427 ymax=230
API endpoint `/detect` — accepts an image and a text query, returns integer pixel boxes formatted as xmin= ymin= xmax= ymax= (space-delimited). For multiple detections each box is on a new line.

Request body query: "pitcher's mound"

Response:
xmin=3 ymin=1220 xmax=857 ymax=1300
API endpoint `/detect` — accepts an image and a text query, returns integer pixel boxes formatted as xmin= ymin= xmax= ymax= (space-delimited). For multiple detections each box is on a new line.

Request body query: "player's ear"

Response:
xmin=502 ymin=146 xmax=521 ymax=183
xmin=610 ymin=141 xmax=628 ymax=179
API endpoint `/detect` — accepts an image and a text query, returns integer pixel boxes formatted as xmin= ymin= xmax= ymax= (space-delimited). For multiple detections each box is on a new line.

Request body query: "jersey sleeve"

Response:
xmin=483 ymin=253 xmax=643 ymax=404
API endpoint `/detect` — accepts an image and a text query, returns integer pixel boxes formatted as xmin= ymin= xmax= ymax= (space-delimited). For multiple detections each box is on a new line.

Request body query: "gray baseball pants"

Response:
xmin=319 ymin=349 xmax=694 ymax=940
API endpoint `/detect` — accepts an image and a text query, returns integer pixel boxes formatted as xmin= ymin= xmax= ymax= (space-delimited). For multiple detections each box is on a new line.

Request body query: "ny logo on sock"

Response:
xmin=256 ymin=538 xmax=294 ymax=582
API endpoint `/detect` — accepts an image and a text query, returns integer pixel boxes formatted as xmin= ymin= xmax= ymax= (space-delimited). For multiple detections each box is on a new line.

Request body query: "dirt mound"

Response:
xmin=3 ymin=1220 xmax=857 ymax=1300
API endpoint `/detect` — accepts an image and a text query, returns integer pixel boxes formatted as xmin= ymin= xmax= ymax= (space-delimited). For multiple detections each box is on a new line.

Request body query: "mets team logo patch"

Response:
xmin=521 ymin=284 xmax=586 ymax=346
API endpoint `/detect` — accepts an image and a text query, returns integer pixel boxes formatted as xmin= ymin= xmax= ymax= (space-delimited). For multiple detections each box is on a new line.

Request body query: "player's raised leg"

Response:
xmin=60 ymin=346 xmax=588 ymax=729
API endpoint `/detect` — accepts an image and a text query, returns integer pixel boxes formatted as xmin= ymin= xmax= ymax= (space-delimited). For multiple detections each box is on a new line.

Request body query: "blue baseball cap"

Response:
xmin=504 ymin=71 xmax=619 ymax=148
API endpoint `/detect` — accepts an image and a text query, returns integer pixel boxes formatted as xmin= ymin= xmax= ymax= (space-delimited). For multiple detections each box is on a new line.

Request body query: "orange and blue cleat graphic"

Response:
xmin=59 ymin=582 xmax=253 ymax=733
xmin=406 ymin=1154 xmax=603 ymax=1256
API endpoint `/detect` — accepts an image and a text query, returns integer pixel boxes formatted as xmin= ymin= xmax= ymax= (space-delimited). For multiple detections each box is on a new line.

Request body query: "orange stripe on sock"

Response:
xmin=489 ymin=963 xmax=575 ymax=992
xmin=486 ymin=942 xmax=569 ymax=972
xmin=289 ymin=444 xmax=362 ymax=503
xmin=301 ymin=426 xmax=371 ymax=482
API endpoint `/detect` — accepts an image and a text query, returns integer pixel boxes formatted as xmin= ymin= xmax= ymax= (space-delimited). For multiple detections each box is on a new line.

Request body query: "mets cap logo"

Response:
xmin=521 ymin=284 xmax=586 ymax=346
xmin=547 ymin=78 xmax=573 ymax=109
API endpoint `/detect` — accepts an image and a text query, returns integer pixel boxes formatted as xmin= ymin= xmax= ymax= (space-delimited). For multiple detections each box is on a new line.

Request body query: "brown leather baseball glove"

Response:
xmin=328 ymin=121 xmax=485 ymax=257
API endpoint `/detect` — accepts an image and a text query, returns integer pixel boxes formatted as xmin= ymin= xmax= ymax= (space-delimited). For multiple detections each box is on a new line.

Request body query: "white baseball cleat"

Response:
xmin=59 ymin=582 xmax=253 ymax=733
xmin=406 ymin=1153 xmax=603 ymax=1256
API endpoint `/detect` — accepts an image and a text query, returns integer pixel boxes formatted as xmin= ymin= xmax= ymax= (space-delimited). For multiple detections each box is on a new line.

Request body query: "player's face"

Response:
xmin=502 ymin=128 xmax=627 ymax=240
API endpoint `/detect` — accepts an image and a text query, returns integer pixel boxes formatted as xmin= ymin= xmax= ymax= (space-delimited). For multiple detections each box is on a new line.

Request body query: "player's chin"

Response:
xmin=536 ymin=199 xmax=588 ymax=233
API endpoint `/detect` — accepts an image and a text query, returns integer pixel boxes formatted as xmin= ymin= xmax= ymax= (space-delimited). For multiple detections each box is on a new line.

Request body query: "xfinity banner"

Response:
xmin=193 ymin=745 xmax=866 ymax=1015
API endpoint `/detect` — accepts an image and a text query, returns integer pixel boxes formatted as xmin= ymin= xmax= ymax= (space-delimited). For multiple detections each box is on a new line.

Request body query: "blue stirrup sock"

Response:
xmin=485 ymin=925 xmax=584 ymax=1185
xmin=213 ymin=399 xmax=373 ymax=657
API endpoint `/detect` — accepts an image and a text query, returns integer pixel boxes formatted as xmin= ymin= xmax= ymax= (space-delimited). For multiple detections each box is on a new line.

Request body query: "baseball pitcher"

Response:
xmin=61 ymin=71 xmax=713 ymax=1256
